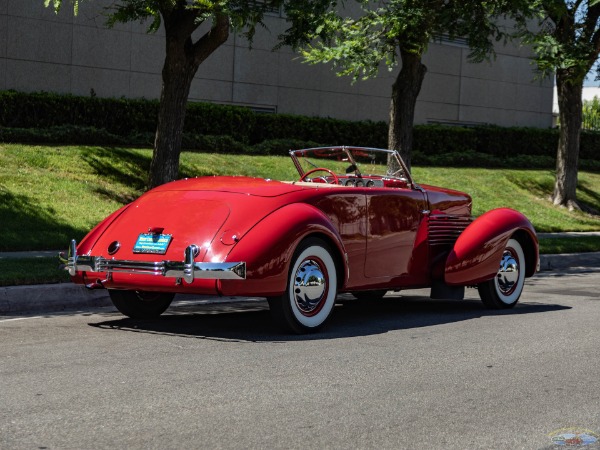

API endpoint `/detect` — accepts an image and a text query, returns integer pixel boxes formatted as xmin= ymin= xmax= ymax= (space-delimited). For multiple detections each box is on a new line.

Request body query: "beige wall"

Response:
xmin=0 ymin=1 xmax=553 ymax=127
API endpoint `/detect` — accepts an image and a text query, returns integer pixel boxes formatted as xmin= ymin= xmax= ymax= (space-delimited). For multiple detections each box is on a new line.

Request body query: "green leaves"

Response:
xmin=582 ymin=96 xmax=600 ymax=130
xmin=44 ymin=0 xmax=287 ymax=37
xmin=517 ymin=0 xmax=600 ymax=82
xmin=299 ymin=12 xmax=394 ymax=80
xmin=45 ymin=0 xmax=79 ymax=15
xmin=287 ymin=0 xmax=521 ymax=81
xmin=104 ymin=1 xmax=159 ymax=30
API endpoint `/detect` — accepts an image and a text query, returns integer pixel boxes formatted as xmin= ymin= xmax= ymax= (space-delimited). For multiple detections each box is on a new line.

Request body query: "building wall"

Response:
xmin=0 ymin=1 xmax=554 ymax=128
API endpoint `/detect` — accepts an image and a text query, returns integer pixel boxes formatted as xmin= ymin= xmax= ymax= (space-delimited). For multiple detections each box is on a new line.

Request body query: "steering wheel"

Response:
xmin=300 ymin=168 xmax=340 ymax=184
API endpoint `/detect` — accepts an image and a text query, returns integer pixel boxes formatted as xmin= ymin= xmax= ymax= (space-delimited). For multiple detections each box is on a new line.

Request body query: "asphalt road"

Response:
xmin=1 ymin=269 xmax=600 ymax=450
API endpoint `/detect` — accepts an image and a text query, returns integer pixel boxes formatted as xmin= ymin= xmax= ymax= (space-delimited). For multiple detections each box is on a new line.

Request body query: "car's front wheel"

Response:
xmin=478 ymin=238 xmax=526 ymax=309
xmin=109 ymin=290 xmax=174 ymax=319
xmin=268 ymin=238 xmax=338 ymax=333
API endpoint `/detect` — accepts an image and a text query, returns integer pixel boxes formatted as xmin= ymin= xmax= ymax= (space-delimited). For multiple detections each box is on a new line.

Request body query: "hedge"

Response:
xmin=0 ymin=90 xmax=598 ymax=167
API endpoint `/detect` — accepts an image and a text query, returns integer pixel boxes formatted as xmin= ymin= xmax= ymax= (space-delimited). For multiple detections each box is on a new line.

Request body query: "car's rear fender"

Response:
xmin=444 ymin=208 xmax=538 ymax=286
xmin=77 ymin=204 xmax=131 ymax=256
xmin=219 ymin=203 xmax=348 ymax=297
xmin=66 ymin=204 xmax=131 ymax=284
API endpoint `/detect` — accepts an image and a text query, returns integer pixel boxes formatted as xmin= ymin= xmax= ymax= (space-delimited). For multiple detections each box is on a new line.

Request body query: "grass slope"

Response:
xmin=0 ymin=257 xmax=70 ymax=286
xmin=413 ymin=167 xmax=600 ymax=232
xmin=1 ymin=144 xmax=599 ymax=254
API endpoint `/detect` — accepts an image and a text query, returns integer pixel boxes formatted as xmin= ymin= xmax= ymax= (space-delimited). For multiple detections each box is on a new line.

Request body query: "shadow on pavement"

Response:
xmin=88 ymin=294 xmax=571 ymax=343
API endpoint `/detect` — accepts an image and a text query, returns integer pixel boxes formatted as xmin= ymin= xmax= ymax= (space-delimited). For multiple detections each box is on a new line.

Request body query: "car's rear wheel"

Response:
xmin=478 ymin=238 xmax=526 ymax=309
xmin=268 ymin=238 xmax=338 ymax=333
xmin=109 ymin=290 xmax=174 ymax=319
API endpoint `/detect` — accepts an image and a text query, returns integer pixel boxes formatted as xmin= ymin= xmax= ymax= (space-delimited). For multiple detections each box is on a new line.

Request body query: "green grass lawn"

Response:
xmin=538 ymin=236 xmax=600 ymax=254
xmin=0 ymin=257 xmax=70 ymax=286
xmin=1 ymin=144 xmax=599 ymax=254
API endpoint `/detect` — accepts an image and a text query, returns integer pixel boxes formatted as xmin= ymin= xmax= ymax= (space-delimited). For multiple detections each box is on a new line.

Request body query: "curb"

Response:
xmin=1 ymin=253 xmax=599 ymax=315
xmin=538 ymin=252 xmax=600 ymax=271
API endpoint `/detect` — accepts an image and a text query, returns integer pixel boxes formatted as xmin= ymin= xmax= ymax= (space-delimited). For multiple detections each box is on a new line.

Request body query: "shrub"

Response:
xmin=251 ymin=114 xmax=387 ymax=147
xmin=0 ymin=125 xmax=128 ymax=146
xmin=248 ymin=139 xmax=323 ymax=156
xmin=580 ymin=130 xmax=600 ymax=160
xmin=182 ymin=134 xmax=249 ymax=153
xmin=184 ymin=103 xmax=255 ymax=143
xmin=413 ymin=125 xmax=478 ymax=156
xmin=0 ymin=91 xmax=159 ymax=135
xmin=413 ymin=149 xmax=499 ymax=167
xmin=1 ymin=90 xmax=599 ymax=170
xmin=474 ymin=126 xmax=557 ymax=157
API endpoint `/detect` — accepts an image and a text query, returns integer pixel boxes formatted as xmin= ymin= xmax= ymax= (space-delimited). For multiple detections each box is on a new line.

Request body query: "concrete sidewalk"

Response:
xmin=1 ymin=251 xmax=599 ymax=315
xmin=537 ymin=231 xmax=600 ymax=239
xmin=0 ymin=250 xmax=60 ymax=259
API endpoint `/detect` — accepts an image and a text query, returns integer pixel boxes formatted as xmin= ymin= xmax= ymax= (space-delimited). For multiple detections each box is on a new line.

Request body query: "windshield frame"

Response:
xmin=289 ymin=146 xmax=415 ymax=188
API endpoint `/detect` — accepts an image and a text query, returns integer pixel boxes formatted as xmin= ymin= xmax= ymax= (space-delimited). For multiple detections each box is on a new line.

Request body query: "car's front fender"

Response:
xmin=219 ymin=202 xmax=348 ymax=297
xmin=445 ymin=208 xmax=538 ymax=286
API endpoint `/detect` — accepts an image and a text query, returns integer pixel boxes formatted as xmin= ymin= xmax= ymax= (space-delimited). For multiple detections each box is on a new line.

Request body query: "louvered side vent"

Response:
xmin=428 ymin=215 xmax=472 ymax=247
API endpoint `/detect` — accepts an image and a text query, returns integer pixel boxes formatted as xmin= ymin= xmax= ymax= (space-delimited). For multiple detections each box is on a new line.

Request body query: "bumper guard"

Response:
xmin=59 ymin=240 xmax=246 ymax=284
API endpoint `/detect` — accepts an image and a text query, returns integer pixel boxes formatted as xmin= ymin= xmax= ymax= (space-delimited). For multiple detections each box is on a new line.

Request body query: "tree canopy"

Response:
xmin=293 ymin=0 xmax=511 ymax=79
xmin=282 ymin=0 xmax=522 ymax=170
xmin=520 ymin=0 xmax=600 ymax=83
xmin=47 ymin=0 xmax=275 ymax=39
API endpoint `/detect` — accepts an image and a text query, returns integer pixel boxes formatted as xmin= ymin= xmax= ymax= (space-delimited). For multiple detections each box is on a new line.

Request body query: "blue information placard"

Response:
xmin=133 ymin=233 xmax=172 ymax=254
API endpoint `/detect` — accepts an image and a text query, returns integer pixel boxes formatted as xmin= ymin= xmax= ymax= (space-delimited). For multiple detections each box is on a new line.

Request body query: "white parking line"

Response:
xmin=0 ymin=316 xmax=45 ymax=323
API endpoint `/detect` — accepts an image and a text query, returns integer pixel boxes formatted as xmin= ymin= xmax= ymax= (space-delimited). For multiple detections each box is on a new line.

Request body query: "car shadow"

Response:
xmin=88 ymin=293 xmax=571 ymax=342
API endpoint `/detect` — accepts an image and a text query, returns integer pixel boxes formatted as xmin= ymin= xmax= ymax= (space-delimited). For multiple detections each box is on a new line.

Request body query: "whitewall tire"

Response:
xmin=268 ymin=238 xmax=338 ymax=333
xmin=478 ymin=238 xmax=526 ymax=309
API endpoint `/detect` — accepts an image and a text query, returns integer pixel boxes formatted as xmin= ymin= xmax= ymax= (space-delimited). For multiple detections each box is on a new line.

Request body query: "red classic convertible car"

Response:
xmin=61 ymin=146 xmax=538 ymax=333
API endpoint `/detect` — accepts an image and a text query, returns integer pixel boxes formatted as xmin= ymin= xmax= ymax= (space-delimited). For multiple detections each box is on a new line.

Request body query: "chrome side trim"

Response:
xmin=428 ymin=215 xmax=472 ymax=246
xmin=60 ymin=241 xmax=246 ymax=282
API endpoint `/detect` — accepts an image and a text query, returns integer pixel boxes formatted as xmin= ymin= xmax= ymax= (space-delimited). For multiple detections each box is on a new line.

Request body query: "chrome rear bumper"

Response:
xmin=59 ymin=240 xmax=246 ymax=284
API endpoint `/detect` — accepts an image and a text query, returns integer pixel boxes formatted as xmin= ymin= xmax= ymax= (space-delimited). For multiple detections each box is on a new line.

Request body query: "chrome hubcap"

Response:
xmin=496 ymin=249 xmax=520 ymax=295
xmin=293 ymin=259 xmax=327 ymax=315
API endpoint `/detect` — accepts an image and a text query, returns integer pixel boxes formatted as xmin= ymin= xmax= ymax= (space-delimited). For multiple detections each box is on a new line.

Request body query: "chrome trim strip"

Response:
xmin=428 ymin=215 xmax=472 ymax=246
xmin=61 ymin=241 xmax=246 ymax=282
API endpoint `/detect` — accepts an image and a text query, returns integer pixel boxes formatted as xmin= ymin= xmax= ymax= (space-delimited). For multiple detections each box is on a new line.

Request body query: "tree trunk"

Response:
xmin=553 ymin=70 xmax=583 ymax=210
xmin=149 ymin=55 xmax=196 ymax=188
xmin=388 ymin=49 xmax=427 ymax=172
xmin=148 ymin=13 xmax=229 ymax=189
